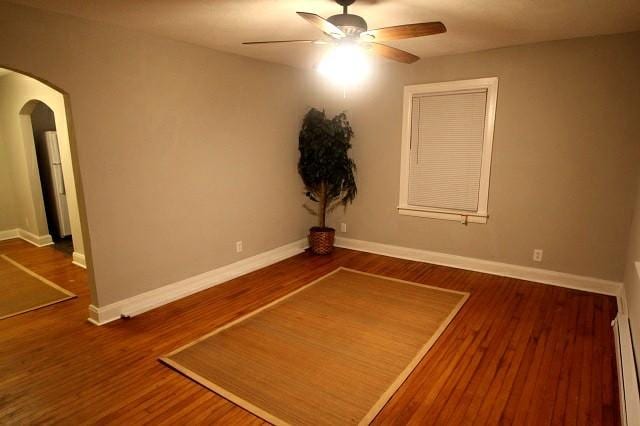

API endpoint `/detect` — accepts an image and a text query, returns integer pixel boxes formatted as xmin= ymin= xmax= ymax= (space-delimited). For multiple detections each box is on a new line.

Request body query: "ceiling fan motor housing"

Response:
xmin=328 ymin=14 xmax=368 ymax=37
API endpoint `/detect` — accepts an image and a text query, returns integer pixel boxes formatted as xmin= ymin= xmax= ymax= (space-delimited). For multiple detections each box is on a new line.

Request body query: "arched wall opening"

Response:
xmin=0 ymin=68 xmax=88 ymax=270
xmin=21 ymin=100 xmax=76 ymax=254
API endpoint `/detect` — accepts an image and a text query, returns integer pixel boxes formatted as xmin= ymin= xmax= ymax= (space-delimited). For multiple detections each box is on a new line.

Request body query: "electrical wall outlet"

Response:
xmin=236 ymin=241 xmax=243 ymax=253
xmin=533 ymin=249 xmax=543 ymax=262
xmin=340 ymin=223 xmax=347 ymax=233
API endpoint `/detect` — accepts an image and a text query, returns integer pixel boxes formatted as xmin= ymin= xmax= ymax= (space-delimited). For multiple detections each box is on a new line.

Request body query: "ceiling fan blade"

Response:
xmin=243 ymin=39 xmax=325 ymax=45
xmin=296 ymin=12 xmax=345 ymax=39
xmin=361 ymin=22 xmax=446 ymax=41
xmin=368 ymin=43 xmax=419 ymax=64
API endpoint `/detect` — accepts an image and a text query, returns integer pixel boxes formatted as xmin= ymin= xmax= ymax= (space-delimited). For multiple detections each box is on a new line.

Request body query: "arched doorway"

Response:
xmin=0 ymin=67 xmax=87 ymax=268
xmin=24 ymin=100 xmax=74 ymax=254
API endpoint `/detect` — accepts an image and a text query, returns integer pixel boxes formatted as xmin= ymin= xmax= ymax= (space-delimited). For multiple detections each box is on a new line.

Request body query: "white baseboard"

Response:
xmin=72 ymin=252 xmax=86 ymax=268
xmin=88 ymin=238 xmax=308 ymax=325
xmin=335 ymin=237 xmax=622 ymax=296
xmin=0 ymin=228 xmax=19 ymax=241
xmin=87 ymin=305 xmax=100 ymax=326
xmin=0 ymin=228 xmax=53 ymax=247
xmin=19 ymin=229 xmax=53 ymax=247
xmin=18 ymin=229 xmax=53 ymax=247
xmin=613 ymin=314 xmax=640 ymax=426
xmin=87 ymin=235 xmax=622 ymax=325
xmin=2 ymin=228 xmax=86 ymax=269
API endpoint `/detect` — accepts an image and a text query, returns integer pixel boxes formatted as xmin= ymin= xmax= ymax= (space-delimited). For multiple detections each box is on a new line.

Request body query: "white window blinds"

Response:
xmin=407 ymin=89 xmax=488 ymax=212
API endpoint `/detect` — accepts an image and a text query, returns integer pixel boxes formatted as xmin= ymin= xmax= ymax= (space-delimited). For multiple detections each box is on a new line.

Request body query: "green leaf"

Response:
xmin=298 ymin=108 xmax=358 ymax=227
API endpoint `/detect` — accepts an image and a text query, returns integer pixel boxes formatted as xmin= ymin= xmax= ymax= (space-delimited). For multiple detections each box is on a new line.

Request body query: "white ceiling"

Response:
xmin=8 ymin=0 xmax=640 ymax=69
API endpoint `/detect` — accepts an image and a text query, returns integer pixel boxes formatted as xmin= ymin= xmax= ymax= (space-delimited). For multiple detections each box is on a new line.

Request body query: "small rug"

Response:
xmin=0 ymin=254 xmax=75 ymax=320
xmin=161 ymin=267 xmax=468 ymax=425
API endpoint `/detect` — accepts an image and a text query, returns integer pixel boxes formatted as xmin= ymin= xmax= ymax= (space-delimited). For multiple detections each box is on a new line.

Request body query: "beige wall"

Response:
xmin=0 ymin=130 xmax=20 ymax=231
xmin=0 ymin=72 xmax=85 ymax=256
xmin=623 ymin=177 xmax=640 ymax=368
xmin=0 ymin=2 xmax=312 ymax=306
xmin=316 ymin=32 xmax=640 ymax=282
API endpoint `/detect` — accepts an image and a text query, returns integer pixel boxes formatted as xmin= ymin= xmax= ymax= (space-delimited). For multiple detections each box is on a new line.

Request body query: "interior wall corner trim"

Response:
xmin=17 ymin=229 xmax=53 ymax=247
xmin=72 ymin=252 xmax=86 ymax=269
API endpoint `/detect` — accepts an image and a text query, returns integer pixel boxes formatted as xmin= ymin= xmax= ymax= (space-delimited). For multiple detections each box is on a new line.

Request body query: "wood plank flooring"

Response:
xmin=0 ymin=238 xmax=620 ymax=425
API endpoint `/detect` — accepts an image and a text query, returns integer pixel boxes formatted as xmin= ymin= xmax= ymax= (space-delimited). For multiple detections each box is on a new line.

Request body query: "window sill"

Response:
xmin=397 ymin=207 xmax=488 ymax=224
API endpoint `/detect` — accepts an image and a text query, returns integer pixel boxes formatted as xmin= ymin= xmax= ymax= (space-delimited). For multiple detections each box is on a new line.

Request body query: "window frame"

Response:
xmin=398 ymin=77 xmax=499 ymax=224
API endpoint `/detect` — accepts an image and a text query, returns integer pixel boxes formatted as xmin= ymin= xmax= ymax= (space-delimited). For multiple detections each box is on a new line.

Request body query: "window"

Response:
xmin=398 ymin=77 xmax=498 ymax=224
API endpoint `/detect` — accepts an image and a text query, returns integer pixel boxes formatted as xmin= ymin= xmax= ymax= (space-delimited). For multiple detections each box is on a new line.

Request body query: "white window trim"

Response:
xmin=398 ymin=77 xmax=499 ymax=223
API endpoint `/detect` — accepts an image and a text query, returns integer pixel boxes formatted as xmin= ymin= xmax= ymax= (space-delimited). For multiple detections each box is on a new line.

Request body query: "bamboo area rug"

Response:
xmin=0 ymin=254 xmax=75 ymax=320
xmin=161 ymin=267 xmax=469 ymax=425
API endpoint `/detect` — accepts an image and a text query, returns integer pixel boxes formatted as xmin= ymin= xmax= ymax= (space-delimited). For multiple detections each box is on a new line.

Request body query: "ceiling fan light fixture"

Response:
xmin=317 ymin=43 xmax=371 ymax=87
xmin=243 ymin=0 xmax=445 ymax=66
xmin=360 ymin=33 xmax=375 ymax=41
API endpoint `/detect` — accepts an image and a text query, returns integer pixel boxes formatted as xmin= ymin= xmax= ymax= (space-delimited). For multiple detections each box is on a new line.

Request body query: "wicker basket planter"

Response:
xmin=309 ymin=227 xmax=335 ymax=255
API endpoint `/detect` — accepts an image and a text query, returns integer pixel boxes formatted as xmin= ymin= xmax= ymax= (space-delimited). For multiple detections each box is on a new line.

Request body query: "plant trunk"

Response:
xmin=318 ymin=182 xmax=327 ymax=228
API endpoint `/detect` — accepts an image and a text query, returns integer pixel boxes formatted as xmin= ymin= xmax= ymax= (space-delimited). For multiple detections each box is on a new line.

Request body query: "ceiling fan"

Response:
xmin=242 ymin=0 xmax=446 ymax=64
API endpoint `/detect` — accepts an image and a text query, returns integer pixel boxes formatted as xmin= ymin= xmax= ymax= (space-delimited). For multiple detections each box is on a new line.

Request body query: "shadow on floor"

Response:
xmin=53 ymin=236 xmax=73 ymax=256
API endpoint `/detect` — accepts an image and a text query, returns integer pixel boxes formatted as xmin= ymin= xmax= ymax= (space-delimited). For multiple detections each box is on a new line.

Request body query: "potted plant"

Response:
xmin=298 ymin=108 xmax=357 ymax=255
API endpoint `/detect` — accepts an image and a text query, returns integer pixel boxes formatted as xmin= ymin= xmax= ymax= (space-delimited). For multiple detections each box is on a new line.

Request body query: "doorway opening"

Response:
xmin=0 ymin=67 xmax=87 ymax=268
xmin=29 ymin=101 xmax=74 ymax=255
xmin=0 ymin=65 xmax=98 ymax=320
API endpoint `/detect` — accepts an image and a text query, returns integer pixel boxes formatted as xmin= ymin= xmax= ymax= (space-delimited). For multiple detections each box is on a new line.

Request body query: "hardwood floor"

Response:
xmin=0 ymin=238 xmax=620 ymax=425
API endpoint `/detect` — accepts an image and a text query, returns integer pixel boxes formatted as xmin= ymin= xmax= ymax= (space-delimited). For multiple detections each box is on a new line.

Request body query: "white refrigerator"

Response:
xmin=39 ymin=131 xmax=72 ymax=238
